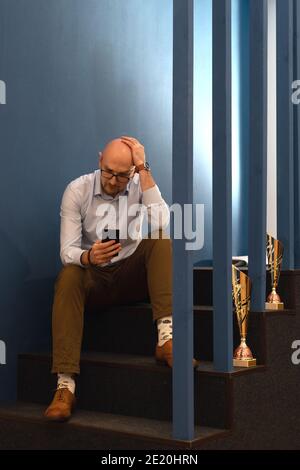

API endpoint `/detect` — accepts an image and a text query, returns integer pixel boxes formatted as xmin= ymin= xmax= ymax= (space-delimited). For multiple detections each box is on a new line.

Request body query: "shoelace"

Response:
xmin=56 ymin=388 xmax=67 ymax=402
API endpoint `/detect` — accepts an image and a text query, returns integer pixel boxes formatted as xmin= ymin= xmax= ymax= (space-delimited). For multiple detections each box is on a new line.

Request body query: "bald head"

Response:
xmin=100 ymin=138 xmax=134 ymax=173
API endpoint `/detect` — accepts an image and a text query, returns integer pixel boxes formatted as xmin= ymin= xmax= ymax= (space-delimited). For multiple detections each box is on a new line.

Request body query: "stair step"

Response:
xmin=193 ymin=267 xmax=300 ymax=309
xmin=83 ymin=302 xmax=295 ymax=362
xmin=82 ymin=303 xmax=224 ymax=360
xmin=17 ymin=351 xmax=264 ymax=429
xmin=0 ymin=402 xmax=229 ymax=450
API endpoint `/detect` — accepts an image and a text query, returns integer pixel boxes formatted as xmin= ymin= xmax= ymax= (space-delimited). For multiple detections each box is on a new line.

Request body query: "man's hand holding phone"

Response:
xmin=89 ymin=239 xmax=122 ymax=265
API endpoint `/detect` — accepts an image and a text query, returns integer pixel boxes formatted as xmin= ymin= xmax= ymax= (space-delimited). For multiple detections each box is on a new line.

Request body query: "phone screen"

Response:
xmin=102 ymin=228 xmax=120 ymax=257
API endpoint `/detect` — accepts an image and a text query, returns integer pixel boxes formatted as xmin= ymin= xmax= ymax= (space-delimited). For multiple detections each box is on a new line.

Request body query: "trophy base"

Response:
xmin=265 ymin=302 xmax=284 ymax=310
xmin=233 ymin=358 xmax=257 ymax=368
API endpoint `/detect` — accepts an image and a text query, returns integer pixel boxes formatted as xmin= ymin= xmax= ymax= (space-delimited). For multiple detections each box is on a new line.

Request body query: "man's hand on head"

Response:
xmin=120 ymin=136 xmax=145 ymax=169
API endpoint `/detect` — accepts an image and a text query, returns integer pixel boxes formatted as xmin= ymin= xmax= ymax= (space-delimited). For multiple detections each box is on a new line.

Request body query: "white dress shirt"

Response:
xmin=60 ymin=169 xmax=170 ymax=267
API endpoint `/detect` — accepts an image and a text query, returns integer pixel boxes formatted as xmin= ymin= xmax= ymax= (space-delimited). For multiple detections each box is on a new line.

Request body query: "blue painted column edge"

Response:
xmin=293 ymin=0 xmax=300 ymax=268
xmin=277 ymin=0 xmax=294 ymax=270
xmin=172 ymin=0 xmax=195 ymax=440
xmin=248 ymin=0 xmax=268 ymax=311
xmin=212 ymin=0 xmax=233 ymax=372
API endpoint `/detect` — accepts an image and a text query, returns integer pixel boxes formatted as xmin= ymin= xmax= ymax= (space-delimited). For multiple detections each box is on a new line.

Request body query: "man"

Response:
xmin=44 ymin=136 xmax=197 ymax=422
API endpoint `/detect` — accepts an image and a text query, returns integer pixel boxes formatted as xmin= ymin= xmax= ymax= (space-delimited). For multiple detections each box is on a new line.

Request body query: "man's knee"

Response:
xmin=147 ymin=228 xmax=171 ymax=242
xmin=142 ymin=229 xmax=172 ymax=257
xmin=54 ymin=264 xmax=85 ymax=291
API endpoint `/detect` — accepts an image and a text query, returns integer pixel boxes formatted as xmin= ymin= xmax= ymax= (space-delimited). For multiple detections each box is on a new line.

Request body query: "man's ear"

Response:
xmin=98 ymin=151 xmax=103 ymax=163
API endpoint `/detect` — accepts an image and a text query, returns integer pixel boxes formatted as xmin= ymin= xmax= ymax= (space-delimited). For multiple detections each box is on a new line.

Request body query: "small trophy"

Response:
xmin=232 ymin=265 xmax=257 ymax=367
xmin=265 ymin=234 xmax=284 ymax=310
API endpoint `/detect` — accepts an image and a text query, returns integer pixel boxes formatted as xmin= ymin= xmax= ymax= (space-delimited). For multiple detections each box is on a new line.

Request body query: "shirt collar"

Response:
xmin=93 ymin=169 xmax=131 ymax=200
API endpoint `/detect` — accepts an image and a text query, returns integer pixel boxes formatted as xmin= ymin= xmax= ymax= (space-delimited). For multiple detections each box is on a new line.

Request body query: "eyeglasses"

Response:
xmin=101 ymin=168 xmax=133 ymax=184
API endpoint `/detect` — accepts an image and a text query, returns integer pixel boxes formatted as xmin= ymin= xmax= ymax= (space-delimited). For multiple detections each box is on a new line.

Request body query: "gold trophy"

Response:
xmin=232 ymin=265 xmax=257 ymax=367
xmin=265 ymin=234 xmax=284 ymax=310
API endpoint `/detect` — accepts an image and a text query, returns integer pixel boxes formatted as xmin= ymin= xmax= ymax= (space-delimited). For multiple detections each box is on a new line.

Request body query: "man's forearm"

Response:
xmin=139 ymin=169 xmax=156 ymax=191
xmin=139 ymin=171 xmax=170 ymax=231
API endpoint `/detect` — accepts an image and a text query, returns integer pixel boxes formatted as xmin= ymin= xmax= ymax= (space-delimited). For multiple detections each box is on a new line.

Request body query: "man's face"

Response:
xmin=100 ymin=162 xmax=134 ymax=197
xmin=99 ymin=140 xmax=135 ymax=197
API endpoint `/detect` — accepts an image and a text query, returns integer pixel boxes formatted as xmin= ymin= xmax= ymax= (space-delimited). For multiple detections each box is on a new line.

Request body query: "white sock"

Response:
xmin=57 ymin=373 xmax=75 ymax=395
xmin=157 ymin=315 xmax=173 ymax=346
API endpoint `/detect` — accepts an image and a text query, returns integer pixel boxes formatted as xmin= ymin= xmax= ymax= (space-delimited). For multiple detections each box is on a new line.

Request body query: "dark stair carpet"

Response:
xmin=0 ymin=402 xmax=228 ymax=450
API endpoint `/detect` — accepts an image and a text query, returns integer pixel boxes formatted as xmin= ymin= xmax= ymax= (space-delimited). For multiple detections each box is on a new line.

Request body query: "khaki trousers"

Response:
xmin=51 ymin=229 xmax=172 ymax=374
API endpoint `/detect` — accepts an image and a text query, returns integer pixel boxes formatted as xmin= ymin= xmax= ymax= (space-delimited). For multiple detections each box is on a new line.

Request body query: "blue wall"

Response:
xmin=0 ymin=0 xmax=249 ymax=400
xmin=193 ymin=0 xmax=213 ymax=264
xmin=233 ymin=0 xmax=249 ymax=256
xmin=0 ymin=0 xmax=172 ymax=401
xmin=193 ymin=0 xmax=249 ymax=265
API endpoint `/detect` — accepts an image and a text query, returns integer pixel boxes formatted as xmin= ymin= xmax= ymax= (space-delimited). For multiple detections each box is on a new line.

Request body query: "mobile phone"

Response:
xmin=102 ymin=228 xmax=120 ymax=257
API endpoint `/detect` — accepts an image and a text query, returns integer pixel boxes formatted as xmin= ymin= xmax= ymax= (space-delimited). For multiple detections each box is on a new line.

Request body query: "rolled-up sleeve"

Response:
xmin=60 ymin=183 xmax=85 ymax=266
xmin=141 ymin=185 xmax=170 ymax=231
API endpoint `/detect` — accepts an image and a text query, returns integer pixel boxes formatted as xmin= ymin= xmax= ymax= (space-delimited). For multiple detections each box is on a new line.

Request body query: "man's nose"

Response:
xmin=110 ymin=175 xmax=117 ymax=185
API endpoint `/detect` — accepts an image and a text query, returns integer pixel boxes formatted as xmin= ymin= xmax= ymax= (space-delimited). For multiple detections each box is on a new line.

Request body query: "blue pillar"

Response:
xmin=277 ymin=0 xmax=294 ymax=270
xmin=172 ymin=0 xmax=194 ymax=440
xmin=212 ymin=0 xmax=233 ymax=372
xmin=293 ymin=0 xmax=300 ymax=268
xmin=248 ymin=0 xmax=268 ymax=311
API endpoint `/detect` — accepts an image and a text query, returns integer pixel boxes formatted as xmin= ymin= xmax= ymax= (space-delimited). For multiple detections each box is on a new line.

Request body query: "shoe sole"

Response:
xmin=44 ymin=414 xmax=71 ymax=423
xmin=155 ymin=358 xmax=171 ymax=366
xmin=155 ymin=357 xmax=200 ymax=368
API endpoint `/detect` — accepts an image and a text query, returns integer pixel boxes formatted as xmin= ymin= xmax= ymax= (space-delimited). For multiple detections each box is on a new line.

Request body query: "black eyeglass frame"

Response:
xmin=100 ymin=167 xmax=134 ymax=183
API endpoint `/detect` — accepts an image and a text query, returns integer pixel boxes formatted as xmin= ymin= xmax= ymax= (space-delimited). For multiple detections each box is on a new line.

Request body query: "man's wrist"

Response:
xmin=87 ymin=248 xmax=98 ymax=266
xmin=80 ymin=250 xmax=90 ymax=266
xmin=135 ymin=161 xmax=150 ymax=173
xmin=139 ymin=169 xmax=156 ymax=192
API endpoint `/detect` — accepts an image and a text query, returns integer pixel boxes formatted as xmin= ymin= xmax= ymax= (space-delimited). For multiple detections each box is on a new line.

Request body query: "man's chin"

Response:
xmin=106 ymin=188 xmax=119 ymax=195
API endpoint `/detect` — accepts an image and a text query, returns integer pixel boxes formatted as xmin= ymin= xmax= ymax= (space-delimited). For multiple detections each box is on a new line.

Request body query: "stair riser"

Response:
xmin=17 ymin=356 xmax=229 ymax=428
xmin=194 ymin=269 xmax=300 ymax=310
xmin=83 ymin=308 xmax=266 ymax=364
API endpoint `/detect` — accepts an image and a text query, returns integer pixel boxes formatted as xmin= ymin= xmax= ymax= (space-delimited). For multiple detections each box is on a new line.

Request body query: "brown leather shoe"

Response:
xmin=44 ymin=387 xmax=75 ymax=422
xmin=155 ymin=339 xmax=199 ymax=368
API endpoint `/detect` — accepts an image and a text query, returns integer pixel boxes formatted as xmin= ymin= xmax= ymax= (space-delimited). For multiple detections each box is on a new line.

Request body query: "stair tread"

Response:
xmin=101 ymin=302 xmax=296 ymax=315
xmin=20 ymin=351 xmax=266 ymax=376
xmin=0 ymin=402 xmax=228 ymax=447
xmin=194 ymin=306 xmax=296 ymax=315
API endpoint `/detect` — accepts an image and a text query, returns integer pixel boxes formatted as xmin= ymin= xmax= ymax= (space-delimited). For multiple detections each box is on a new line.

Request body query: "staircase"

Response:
xmin=0 ymin=268 xmax=300 ymax=450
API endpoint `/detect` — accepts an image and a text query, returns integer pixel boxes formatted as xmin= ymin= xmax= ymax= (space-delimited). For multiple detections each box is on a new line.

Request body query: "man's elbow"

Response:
xmin=159 ymin=217 xmax=170 ymax=231
xmin=60 ymin=249 xmax=71 ymax=266
xmin=60 ymin=254 xmax=68 ymax=266
xmin=160 ymin=206 xmax=170 ymax=230
xmin=148 ymin=206 xmax=170 ymax=232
